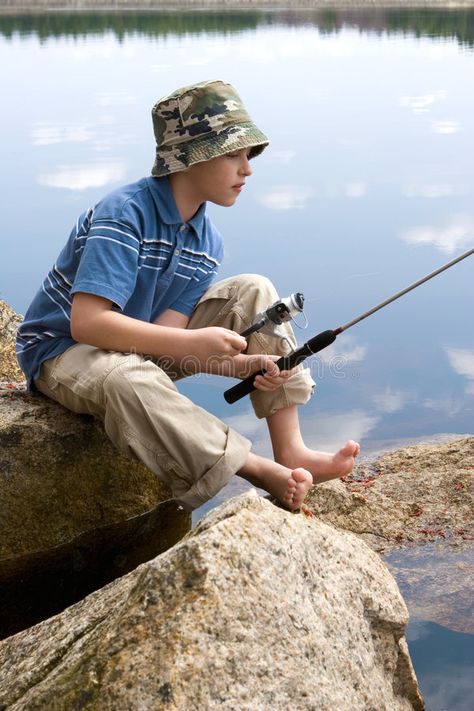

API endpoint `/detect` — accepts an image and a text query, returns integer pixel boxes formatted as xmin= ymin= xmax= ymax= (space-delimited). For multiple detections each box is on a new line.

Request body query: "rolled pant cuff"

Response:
xmin=175 ymin=428 xmax=252 ymax=511
xmin=251 ymin=366 xmax=316 ymax=420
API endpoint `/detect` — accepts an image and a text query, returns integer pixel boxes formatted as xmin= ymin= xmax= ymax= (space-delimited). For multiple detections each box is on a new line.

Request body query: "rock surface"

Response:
xmin=0 ymin=298 xmax=24 ymax=383
xmin=0 ymin=386 xmax=190 ymax=637
xmin=306 ymin=436 xmax=474 ymax=554
xmin=0 ymin=386 xmax=192 ymax=638
xmin=0 ymin=493 xmax=424 ymax=711
xmin=0 ymin=389 xmax=185 ymax=558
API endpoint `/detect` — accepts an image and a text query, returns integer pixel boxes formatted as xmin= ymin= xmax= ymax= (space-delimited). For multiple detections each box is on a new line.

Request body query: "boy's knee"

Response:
xmin=235 ymin=275 xmax=279 ymax=321
xmin=199 ymin=273 xmax=278 ymax=308
xmin=227 ymin=274 xmax=278 ymax=312
xmin=232 ymin=273 xmax=276 ymax=296
xmin=191 ymin=273 xmax=281 ymax=332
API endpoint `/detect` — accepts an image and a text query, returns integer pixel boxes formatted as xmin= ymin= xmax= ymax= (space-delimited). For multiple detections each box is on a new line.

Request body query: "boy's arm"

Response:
xmin=72 ymin=295 xmax=291 ymax=389
xmin=152 ymin=307 xmax=293 ymax=387
xmin=70 ymin=292 xmax=246 ymax=363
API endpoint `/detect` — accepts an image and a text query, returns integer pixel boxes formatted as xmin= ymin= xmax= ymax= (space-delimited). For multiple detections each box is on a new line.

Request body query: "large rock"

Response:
xmin=0 ymin=387 xmax=190 ymax=638
xmin=0 ymin=493 xmax=424 ymax=711
xmin=0 ymin=303 xmax=190 ymax=637
xmin=0 ymin=298 xmax=24 ymax=383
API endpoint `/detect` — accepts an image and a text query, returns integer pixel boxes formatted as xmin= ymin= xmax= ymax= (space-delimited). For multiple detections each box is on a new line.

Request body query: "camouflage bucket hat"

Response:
xmin=151 ymin=79 xmax=269 ymax=177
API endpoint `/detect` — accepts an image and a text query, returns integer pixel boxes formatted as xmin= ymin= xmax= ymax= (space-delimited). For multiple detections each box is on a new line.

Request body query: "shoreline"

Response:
xmin=1 ymin=1 xmax=474 ymax=14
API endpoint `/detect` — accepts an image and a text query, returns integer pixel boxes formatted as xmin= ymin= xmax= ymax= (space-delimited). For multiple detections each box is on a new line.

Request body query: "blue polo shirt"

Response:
xmin=17 ymin=176 xmax=224 ymax=388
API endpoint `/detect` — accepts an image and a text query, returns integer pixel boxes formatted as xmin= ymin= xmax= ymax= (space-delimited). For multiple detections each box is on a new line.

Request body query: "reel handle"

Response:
xmin=224 ymin=329 xmax=337 ymax=404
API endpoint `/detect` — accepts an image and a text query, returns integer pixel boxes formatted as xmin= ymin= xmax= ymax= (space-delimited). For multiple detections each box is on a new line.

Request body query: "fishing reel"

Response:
xmin=240 ymin=292 xmax=307 ymax=344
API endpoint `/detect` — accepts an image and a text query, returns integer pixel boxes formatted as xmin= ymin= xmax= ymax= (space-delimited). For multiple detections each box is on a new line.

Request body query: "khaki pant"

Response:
xmin=35 ymin=275 xmax=315 ymax=510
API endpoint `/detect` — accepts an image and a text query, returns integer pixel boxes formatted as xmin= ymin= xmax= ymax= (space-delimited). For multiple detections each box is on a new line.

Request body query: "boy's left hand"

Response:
xmin=232 ymin=353 xmax=293 ymax=392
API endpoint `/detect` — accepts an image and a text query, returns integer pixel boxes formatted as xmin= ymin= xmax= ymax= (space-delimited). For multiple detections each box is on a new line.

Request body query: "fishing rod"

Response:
xmin=224 ymin=247 xmax=474 ymax=404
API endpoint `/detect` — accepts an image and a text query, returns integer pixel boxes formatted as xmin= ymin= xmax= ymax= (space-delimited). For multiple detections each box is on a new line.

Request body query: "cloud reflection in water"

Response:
xmin=432 ymin=120 xmax=461 ymax=134
xmin=38 ymin=163 xmax=126 ymax=191
xmin=399 ymin=90 xmax=447 ymax=114
xmin=31 ymin=122 xmax=94 ymax=146
xmin=403 ymin=183 xmax=467 ymax=199
xmin=259 ymin=185 xmax=314 ymax=210
xmin=301 ymin=409 xmax=379 ymax=454
xmin=445 ymin=347 xmax=474 ymax=396
xmin=372 ymin=385 xmax=410 ymax=414
xmin=400 ymin=214 xmax=474 ymax=254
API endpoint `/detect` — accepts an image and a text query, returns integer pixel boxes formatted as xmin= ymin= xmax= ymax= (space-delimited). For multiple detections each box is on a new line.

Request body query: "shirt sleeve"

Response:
xmin=71 ymin=217 xmax=140 ymax=309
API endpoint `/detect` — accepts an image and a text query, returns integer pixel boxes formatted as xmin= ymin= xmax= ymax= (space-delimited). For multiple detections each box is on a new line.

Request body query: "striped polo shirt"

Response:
xmin=17 ymin=175 xmax=224 ymax=388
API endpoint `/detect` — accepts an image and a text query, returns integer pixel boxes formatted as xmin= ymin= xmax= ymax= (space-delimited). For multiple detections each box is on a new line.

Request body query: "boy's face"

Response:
xmin=184 ymin=148 xmax=253 ymax=207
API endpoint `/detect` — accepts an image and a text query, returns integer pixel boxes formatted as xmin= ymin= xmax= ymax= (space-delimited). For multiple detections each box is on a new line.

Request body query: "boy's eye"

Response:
xmin=226 ymin=150 xmax=250 ymax=159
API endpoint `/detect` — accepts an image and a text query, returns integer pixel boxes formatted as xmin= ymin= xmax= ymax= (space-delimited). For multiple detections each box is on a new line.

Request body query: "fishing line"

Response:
xmin=224 ymin=247 xmax=474 ymax=404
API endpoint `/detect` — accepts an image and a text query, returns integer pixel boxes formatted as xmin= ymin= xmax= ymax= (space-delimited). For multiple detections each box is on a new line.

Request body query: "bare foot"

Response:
xmin=277 ymin=440 xmax=360 ymax=484
xmin=280 ymin=468 xmax=314 ymax=509
xmin=238 ymin=453 xmax=313 ymax=510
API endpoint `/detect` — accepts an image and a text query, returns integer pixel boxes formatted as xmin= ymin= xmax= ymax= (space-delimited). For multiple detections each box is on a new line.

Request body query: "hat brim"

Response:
xmin=151 ymin=122 xmax=269 ymax=177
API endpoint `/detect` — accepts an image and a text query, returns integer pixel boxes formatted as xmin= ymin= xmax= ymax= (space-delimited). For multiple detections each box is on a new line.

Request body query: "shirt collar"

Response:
xmin=148 ymin=176 xmax=206 ymax=236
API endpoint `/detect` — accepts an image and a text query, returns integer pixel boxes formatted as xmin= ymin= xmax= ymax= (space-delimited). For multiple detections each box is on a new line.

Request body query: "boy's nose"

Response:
xmin=240 ymin=157 xmax=252 ymax=176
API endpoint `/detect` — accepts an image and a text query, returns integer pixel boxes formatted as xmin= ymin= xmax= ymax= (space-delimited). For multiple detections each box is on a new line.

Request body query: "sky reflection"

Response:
xmin=38 ymin=162 xmax=127 ymax=190
xmin=401 ymin=215 xmax=474 ymax=253
xmin=1 ymin=10 xmax=472 ymax=454
xmin=258 ymin=185 xmax=314 ymax=210
xmin=31 ymin=122 xmax=94 ymax=146
xmin=399 ymin=90 xmax=447 ymax=114
xmin=432 ymin=120 xmax=461 ymax=134
xmin=372 ymin=385 xmax=410 ymax=414
xmin=403 ymin=183 xmax=467 ymax=198
xmin=446 ymin=347 xmax=474 ymax=396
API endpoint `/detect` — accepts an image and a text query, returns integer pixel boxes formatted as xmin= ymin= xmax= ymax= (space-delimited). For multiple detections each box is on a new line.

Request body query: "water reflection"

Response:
xmin=266 ymin=149 xmax=296 ymax=164
xmin=446 ymin=347 xmax=474 ymax=395
xmin=31 ymin=122 xmax=93 ymax=146
xmin=317 ymin=335 xmax=368 ymax=368
xmin=400 ymin=90 xmax=447 ymax=114
xmin=258 ymin=185 xmax=314 ymax=210
xmin=387 ymin=544 xmax=474 ymax=635
xmin=401 ymin=215 xmax=474 ymax=253
xmin=432 ymin=120 xmax=461 ymax=134
xmin=299 ymin=409 xmax=380 ymax=454
xmin=372 ymin=385 xmax=410 ymax=413
xmin=38 ymin=162 xmax=127 ymax=190
xmin=406 ymin=622 xmax=474 ymax=711
xmin=403 ymin=183 xmax=466 ymax=198
xmin=1 ymin=9 xmax=474 ymax=50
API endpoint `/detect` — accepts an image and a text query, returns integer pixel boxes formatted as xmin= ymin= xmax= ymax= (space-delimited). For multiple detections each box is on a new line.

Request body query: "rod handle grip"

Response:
xmin=224 ymin=330 xmax=337 ymax=404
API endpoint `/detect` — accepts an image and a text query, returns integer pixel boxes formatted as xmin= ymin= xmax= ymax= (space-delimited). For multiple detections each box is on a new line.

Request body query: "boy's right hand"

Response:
xmin=189 ymin=327 xmax=247 ymax=366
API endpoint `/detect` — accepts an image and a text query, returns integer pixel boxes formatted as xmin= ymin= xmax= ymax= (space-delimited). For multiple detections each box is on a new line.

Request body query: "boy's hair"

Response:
xmin=151 ymin=79 xmax=269 ymax=177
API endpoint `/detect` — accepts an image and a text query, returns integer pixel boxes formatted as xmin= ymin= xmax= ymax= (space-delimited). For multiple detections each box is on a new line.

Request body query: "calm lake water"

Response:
xmin=1 ymin=7 xmax=473 ymax=709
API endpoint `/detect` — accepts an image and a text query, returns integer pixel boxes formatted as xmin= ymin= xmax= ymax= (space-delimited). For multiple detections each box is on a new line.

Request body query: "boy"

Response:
xmin=17 ymin=79 xmax=359 ymax=512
